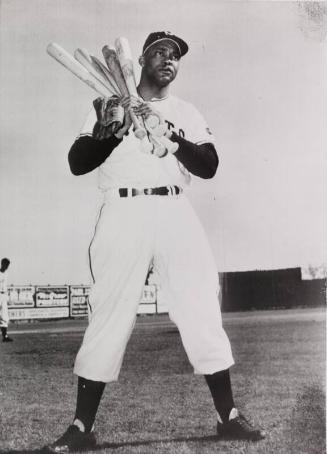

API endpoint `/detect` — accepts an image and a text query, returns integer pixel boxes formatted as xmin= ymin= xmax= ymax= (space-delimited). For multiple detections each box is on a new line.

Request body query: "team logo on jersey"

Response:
xmin=165 ymin=120 xmax=185 ymax=138
xmin=206 ymin=127 xmax=213 ymax=135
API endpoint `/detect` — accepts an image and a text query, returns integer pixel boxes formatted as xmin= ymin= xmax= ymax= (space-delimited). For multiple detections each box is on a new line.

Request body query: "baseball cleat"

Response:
xmin=3 ymin=336 xmax=13 ymax=342
xmin=44 ymin=425 xmax=96 ymax=453
xmin=216 ymin=408 xmax=265 ymax=441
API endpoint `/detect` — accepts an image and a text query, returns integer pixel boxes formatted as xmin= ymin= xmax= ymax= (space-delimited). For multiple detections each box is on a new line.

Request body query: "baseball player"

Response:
xmin=0 ymin=257 xmax=13 ymax=342
xmin=45 ymin=31 xmax=265 ymax=452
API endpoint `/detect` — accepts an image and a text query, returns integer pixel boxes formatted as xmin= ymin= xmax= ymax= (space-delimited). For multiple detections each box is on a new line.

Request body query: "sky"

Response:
xmin=0 ymin=0 xmax=326 ymax=285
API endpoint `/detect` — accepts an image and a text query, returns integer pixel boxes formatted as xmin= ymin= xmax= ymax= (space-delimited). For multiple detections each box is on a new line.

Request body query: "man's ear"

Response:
xmin=139 ymin=56 xmax=145 ymax=67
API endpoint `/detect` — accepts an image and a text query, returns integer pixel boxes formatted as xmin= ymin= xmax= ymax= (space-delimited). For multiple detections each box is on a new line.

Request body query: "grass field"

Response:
xmin=0 ymin=308 xmax=325 ymax=454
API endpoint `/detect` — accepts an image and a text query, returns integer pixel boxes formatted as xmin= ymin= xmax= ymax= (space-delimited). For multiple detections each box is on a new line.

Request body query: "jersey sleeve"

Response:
xmin=185 ymin=104 xmax=216 ymax=146
xmin=77 ymin=108 xmax=97 ymax=139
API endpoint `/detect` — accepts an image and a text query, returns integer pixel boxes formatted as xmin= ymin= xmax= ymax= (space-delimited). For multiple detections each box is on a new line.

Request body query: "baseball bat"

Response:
xmin=90 ymin=55 xmax=153 ymax=151
xmin=102 ymin=45 xmax=146 ymax=140
xmin=149 ymin=133 xmax=179 ymax=155
xmin=102 ymin=45 xmax=131 ymax=97
xmin=74 ymin=48 xmax=119 ymax=96
xmin=46 ymin=43 xmax=111 ymax=98
xmin=149 ymin=135 xmax=166 ymax=157
xmin=90 ymin=55 xmax=121 ymax=96
xmin=115 ymin=37 xmax=159 ymax=129
xmin=115 ymin=37 xmax=177 ymax=152
xmin=157 ymin=134 xmax=179 ymax=154
xmin=114 ymin=37 xmax=137 ymax=95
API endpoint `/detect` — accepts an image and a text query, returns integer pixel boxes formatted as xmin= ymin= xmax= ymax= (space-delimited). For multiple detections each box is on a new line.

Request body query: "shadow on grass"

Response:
xmin=0 ymin=450 xmax=44 ymax=454
xmin=0 ymin=434 xmax=222 ymax=454
xmin=93 ymin=434 xmax=220 ymax=451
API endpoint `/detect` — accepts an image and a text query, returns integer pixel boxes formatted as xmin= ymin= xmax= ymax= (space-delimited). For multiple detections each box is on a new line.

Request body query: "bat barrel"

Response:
xmin=47 ymin=42 xmax=109 ymax=98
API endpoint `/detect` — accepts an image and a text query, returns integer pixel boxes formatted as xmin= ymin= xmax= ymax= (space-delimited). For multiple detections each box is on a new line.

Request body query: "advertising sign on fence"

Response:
xmin=8 ymin=285 xmax=35 ymax=307
xmin=70 ymin=286 xmax=90 ymax=317
xmin=6 ymin=284 xmax=157 ymax=320
xmin=9 ymin=306 xmax=69 ymax=320
xmin=35 ymin=286 xmax=69 ymax=307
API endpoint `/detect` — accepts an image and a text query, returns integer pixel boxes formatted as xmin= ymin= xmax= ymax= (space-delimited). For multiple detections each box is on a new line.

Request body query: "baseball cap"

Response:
xmin=142 ymin=31 xmax=189 ymax=57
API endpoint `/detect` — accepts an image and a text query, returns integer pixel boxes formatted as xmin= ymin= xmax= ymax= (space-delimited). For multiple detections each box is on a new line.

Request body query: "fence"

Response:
xmin=7 ymin=284 xmax=157 ymax=320
xmin=7 ymin=268 xmax=326 ymax=320
xmin=220 ymin=268 xmax=326 ymax=311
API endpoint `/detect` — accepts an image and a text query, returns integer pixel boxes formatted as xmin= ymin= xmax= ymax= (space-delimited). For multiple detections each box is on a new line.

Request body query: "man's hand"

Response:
xmin=119 ymin=96 xmax=163 ymax=126
xmin=120 ymin=96 xmax=169 ymax=138
xmin=114 ymin=112 xmax=133 ymax=139
xmin=119 ymin=95 xmax=152 ymax=117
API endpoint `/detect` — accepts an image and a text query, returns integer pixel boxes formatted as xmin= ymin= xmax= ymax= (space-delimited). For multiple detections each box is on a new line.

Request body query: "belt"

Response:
xmin=118 ymin=185 xmax=182 ymax=197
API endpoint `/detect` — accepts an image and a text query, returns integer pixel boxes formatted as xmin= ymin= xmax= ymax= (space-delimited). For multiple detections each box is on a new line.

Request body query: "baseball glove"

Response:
xmin=92 ymin=96 xmax=124 ymax=140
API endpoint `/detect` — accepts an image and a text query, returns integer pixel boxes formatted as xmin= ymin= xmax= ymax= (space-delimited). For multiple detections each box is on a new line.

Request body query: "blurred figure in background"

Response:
xmin=0 ymin=257 xmax=13 ymax=342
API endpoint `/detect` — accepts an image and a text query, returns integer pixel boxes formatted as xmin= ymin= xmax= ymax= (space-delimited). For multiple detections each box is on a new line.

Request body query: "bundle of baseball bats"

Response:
xmin=46 ymin=38 xmax=178 ymax=155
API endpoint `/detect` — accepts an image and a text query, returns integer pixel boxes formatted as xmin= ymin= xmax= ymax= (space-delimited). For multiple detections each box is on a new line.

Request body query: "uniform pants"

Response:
xmin=74 ymin=194 xmax=234 ymax=382
xmin=0 ymin=293 xmax=9 ymax=328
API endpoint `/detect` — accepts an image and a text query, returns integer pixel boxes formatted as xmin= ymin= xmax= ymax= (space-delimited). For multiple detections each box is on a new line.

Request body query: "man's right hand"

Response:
xmin=120 ymin=96 xmax=160 ymax=119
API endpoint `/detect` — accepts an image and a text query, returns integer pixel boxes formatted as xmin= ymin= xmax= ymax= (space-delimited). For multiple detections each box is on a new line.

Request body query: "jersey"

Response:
xmin=78 ymin=95 xmax=215 ymax=191
xmin=0 ymin=270 xmax=9 ymax=327
xmin=0 ymin=270 xmax=8 ymax=293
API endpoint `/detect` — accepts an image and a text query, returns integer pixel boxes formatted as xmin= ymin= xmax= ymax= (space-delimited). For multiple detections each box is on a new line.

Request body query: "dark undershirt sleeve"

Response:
xmin=170 ymin=132 xmax=219 ymax=179
xmin=68 ymin=131 xmax=218 ymax=179
xmin=68 ymin=135 xmax=122 ymax=175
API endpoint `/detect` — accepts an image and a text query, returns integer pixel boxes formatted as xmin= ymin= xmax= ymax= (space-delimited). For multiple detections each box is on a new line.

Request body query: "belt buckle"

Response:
xmin=144 ymin=188 xmax=153 ymax=195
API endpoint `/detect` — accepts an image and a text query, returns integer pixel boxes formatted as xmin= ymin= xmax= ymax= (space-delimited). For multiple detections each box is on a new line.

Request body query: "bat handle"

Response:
xmin=157 ymin=134 xmax=179 ymax=154
xmin=129 ymin=110 xmax=146 ymax=139
xmin=140 ymin=136 xmax=154 ymax=154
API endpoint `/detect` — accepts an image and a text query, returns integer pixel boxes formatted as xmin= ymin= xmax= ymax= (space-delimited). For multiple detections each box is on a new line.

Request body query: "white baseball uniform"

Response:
xmin=0 ymin=270 xmax=9 ymax=328
xmin=74 ymin=95 xmax=234 ymax=382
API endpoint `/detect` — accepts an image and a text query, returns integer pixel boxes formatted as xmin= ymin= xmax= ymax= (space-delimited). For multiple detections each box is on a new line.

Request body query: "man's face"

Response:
xmin=142 ymin=41 xmax=181 ymax=87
